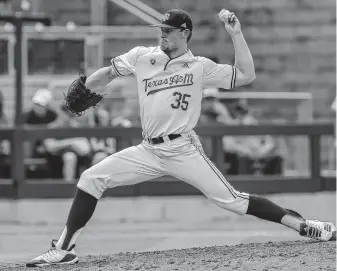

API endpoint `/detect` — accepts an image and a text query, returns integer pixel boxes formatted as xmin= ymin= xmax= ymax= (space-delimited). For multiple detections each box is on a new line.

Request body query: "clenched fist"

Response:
xmin=218 ymin=9 xmax=241 ymax=35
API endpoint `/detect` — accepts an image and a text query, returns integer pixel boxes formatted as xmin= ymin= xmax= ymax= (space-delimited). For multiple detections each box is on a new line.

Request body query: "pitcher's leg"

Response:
xmin=166 ymin=137 xmax=336 ymax=242
xmin=58 ymin=143 xmax=163 ymax=249
xmin=167 ymin=142 xmax=249 ymax=215
xmin=77 ymin=144 xmax=163 ymax=199
xmin=26 ymin=144 xmax=163 ymax=267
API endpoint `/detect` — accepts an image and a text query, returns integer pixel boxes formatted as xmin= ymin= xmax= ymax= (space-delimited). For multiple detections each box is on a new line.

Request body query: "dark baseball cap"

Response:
xmin=151 ymin=9 xmax=193 ymax=31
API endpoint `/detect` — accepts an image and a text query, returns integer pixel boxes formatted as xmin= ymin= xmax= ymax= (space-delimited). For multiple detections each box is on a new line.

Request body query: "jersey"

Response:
xmin=111 ymin=46 xmax=236 ymax=138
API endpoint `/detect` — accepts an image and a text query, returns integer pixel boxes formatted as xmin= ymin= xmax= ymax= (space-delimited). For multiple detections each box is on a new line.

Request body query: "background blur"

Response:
xmin=0 ymin=0 xmax=335 ymax=187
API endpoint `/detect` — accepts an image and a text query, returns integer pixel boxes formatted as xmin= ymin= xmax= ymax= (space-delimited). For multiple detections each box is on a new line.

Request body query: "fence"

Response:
xmin=216 ymin=91 xmax=314 ymax=175
xmin=0 ymin=123 xmax=335 ymax=199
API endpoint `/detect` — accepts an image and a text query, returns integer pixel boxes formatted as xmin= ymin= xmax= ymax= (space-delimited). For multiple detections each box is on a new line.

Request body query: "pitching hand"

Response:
xmin=218 ymin=9 xmax=241 ymax=35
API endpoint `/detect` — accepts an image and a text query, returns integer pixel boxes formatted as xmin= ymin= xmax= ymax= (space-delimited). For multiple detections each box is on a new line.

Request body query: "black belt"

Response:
xmin=146 ymin=134 xmax=181 ymax=145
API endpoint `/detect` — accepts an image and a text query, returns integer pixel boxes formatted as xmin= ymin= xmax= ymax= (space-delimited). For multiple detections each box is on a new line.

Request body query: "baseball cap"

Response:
xmin=32 ymin=88 xmax=52 ymax=107
xmin=151 ymin=9 xmax=193 ymax=31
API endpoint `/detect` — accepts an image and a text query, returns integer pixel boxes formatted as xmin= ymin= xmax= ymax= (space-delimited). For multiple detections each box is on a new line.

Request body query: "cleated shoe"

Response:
xmin=300 ymin=220 xmax=336 ymax=241
xmin=26 ymin=239 xmax=78 ymax=267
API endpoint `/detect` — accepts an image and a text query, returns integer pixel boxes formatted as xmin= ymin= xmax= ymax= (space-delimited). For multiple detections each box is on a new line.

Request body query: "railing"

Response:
xmin=0 ymin=123 xmax=335 ymax=199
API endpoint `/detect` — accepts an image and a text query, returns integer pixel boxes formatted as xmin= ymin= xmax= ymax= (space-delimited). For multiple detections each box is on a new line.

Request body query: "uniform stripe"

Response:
xmin=232 ymin=67 xmax=237 ymax=88
xmin=201 ymin=153 xmax=249 ymax=200
xmin=188 ymin=136 xmax=249 ymax=199
xmin=188 ymin=135 xmax=249 ymax=200
xmin=230 ymin=66 xmax=237 ymax=88
xmin=230 ymin=66 xmax=234 ymax=88
xmin=200 ymin=151 xmax=249 ymax=200
xmin=189 ymin=136 xmax=237 ymax=198
xmin=111 ymin=58 xmax=122 ymax=76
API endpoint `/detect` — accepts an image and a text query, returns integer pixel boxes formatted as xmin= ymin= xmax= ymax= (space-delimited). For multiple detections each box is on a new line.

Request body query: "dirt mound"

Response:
xmin=2 ymin=241 xmax=335 ymax=271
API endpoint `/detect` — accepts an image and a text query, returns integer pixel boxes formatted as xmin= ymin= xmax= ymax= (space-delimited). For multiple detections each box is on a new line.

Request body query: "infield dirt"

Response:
xmin=1 ymin=240 xmax=336 ymax=271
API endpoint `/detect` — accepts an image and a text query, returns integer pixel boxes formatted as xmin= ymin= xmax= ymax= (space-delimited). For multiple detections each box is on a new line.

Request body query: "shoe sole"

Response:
xmin=26 ymin=257 xmax=79 ymax=267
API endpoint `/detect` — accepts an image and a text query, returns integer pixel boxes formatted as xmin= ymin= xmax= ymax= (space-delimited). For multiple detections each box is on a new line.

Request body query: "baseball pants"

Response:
xmin=78 ymin=131 xmax=249 ymax=215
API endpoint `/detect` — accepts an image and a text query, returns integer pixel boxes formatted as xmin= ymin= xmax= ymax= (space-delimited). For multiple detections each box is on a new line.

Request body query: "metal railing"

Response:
xmin=0 ymin=123 xmax=335 ymax=198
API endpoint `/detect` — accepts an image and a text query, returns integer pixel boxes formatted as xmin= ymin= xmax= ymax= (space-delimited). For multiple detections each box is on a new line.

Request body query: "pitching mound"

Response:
xmin=2 ymin=241 xmax=336 ymax=271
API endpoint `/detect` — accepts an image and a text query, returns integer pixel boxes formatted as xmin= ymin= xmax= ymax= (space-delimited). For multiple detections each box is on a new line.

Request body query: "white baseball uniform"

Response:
xmin=78 ymin=46 xmax=249 ymax=215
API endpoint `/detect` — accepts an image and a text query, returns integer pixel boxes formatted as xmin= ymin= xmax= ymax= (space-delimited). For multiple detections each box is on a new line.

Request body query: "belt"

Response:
xmin=146 ymin=134 xmax=181 ymax=145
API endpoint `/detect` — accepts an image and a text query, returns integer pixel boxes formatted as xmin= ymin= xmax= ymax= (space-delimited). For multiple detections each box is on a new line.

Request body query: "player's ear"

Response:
xmin=182 ymin=29 xmax=192 ymax=42
xmin=181 ymin=29 xmax=190 ymax=39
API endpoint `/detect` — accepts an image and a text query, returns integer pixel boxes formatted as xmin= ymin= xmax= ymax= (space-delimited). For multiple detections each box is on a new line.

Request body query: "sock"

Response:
xmin=246 ymin=195 xmax=305 ymax=232
xmin=56 ymin=189 xmax=98 ymax=250
xmin=281 ymin=209 xmax=306 ymax=232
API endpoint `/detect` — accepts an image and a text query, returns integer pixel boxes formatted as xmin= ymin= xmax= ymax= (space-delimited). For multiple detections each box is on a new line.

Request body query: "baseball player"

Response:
xmin=26 ymin=9 xmax=336 ymax=267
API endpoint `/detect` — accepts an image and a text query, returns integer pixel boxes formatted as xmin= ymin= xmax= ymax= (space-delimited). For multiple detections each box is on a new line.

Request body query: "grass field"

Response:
xmin=0 ymin=192 xmax=335 ymax=270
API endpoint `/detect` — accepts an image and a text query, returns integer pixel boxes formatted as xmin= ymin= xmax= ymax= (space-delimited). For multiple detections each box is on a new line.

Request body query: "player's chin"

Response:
xmin=160 ymin=42 xmax=170 ymax=52
xmin=160 ymin=44 xmax=168 ymax=52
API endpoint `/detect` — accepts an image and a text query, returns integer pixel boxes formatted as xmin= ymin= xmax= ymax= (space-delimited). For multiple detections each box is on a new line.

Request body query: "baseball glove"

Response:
xmin=63 ymin=75 xmax=104 ymax=116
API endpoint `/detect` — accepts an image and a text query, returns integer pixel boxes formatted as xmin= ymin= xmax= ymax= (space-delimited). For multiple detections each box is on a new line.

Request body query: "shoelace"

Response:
xmin=306 ymin=221 xmax=322 ymax=239
xmin=40 ymin=248 xmax=60 ymax=259
xmin=324 ymin=223 xmax=332 ymax=232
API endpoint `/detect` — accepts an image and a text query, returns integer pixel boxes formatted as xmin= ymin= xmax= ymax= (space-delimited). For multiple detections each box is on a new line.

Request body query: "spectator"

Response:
xmin=106 ymin=81 xmax=135 ymax=150
xmin=0 ymin=90 xmax=9 ymax=153
xmin=89 ymin=106 xmax=111 ymax=127
xmin=88 ymin=106 xmax=116 ymax=166
xmin=0 ymin=90 xmax=8 ymax=126
xmin=111 ymin=115 xmax=133 ymax=128
xmin=54 ymin=104 xmax=92 ymax=181
xmin=23 ymin=88 xmax=59 ymax=178
xmin=24 ymin=88 xmax=58 ymax=126
xmin=0 ymin=1 xmax=12 ymax=14
xmin=222 ymin=99 xmax=283 ymax=175
xmin=0 ymin=90 xmax=10 ymax=177
xmin=328 ymin=97 xmax=336 ymax=170
xmin=111 ymin=99 xmax=135 ymax=151
xmin=200 ymin=88 xmax=238 ymax=125
xmin=103 ymin=76 xmax=135 ymax=128
xmin=24 ymin=89 xmax=90 ymax=181
xmin=198 ymin=88 xmax=229 ymax=159
xmin=199 ymin=88 xmax=220 ymax=124
xmin=109 ymin=96 xmax=133 ymax=128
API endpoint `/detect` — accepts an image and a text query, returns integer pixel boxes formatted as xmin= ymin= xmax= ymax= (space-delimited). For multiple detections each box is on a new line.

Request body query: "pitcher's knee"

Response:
xmin=211 ymin=195 xmax=250 ymax=215
xmin=77 ymin=167 xmax=107 ymax=199
xmin=63 ymin=151 xmax=77 ymax=163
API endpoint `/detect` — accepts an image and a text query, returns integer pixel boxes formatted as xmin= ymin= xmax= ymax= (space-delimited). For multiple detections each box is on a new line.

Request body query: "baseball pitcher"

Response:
xmin=26 ymin=9 xmax=336 ymax=267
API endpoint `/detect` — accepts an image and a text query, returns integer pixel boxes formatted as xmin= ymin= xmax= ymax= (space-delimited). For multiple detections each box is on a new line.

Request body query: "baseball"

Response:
xmin=218 ymin=9 xmax=231 ymax=23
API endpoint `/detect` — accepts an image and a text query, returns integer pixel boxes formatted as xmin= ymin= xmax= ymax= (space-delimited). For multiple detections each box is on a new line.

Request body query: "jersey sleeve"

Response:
xmin=110 ymin=46 xmax=147 ymax=76
xmin=200 ymin=57 xmax=236 ymax=90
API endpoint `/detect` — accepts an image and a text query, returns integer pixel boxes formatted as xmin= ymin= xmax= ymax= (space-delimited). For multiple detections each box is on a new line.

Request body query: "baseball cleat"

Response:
xmin=26 ymin=239 xmax=78 ymax=267
xmin=299 ymin=220 xmax=336 ymax=241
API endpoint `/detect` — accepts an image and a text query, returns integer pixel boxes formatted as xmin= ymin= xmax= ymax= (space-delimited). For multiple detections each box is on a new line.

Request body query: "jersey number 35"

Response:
xmin=171 ymin=92 xmax=191 ymax=111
